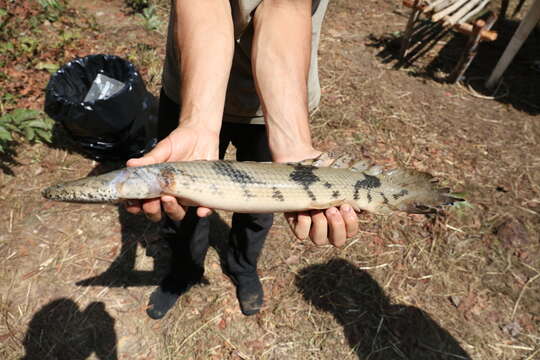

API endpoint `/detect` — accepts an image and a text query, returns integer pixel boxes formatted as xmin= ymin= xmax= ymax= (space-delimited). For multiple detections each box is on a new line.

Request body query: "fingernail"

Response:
xmin=343 ymin=204 xmax=351 ymax=212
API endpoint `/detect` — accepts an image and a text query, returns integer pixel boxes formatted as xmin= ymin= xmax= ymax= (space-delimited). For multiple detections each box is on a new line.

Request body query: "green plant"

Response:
xmin=0 ymin=109 xmax=54 ymax=152
xmin=19 ymin=36 xmax=40 ymax=54
xmin=38 ymin=0 xmax=65 ymax=22
xmin=56 ymin=29 xmax=81 ymax=48
xmin=0 ymin=8 xmax=8 ymax=29
xmin=137 ymin=5 xmax=161 ymax=31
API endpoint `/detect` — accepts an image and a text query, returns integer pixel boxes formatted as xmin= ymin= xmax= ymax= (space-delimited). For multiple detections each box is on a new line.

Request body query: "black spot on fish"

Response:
xmin=380 ymin=192 xmax=389 ymax=205
xmin=353 ymin=174 xmax=381 ymax=200
xmin=272 ymin=187 xmax=285 ymax=202
xmin=355 ymin=174 xmax=381 ymax=190
xmin=289 ymin=164 xmax=320 ymax=201
xmin=324 ymin=182 xmax=333 ymax=189
xmin=159 ymin=166 xmax=177 ymax=188
xmin=212 ymin=161 xmax=264 ymax=185
xmin=164 ymin=166 xmax=198 ymax=183
xmin=393 ymin=189 xmax=408 ymax=200
xmin=367 ymin=192 xmax=372 ymax=203
xmin=332 ymin=190 xmax=340 ymax=199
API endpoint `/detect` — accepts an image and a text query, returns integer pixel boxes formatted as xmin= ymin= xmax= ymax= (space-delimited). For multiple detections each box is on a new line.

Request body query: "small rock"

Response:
xmin=449 ymin=295 xmax=462 ymax=307
xmin=284 ymin=255 xmax=300 ymax=265
xmin=502 ymin=321 xmax=522 ymax=337
xmin=495 ymin=218 xmax=530 ymax=248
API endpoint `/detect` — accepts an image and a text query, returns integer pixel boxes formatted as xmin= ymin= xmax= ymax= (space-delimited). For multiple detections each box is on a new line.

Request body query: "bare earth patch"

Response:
xmin=1 ymin=0 xmax=538 ymax=359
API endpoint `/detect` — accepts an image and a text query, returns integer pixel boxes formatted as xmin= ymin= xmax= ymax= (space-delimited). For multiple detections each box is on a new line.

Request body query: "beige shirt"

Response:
xmin=162 ymin=0 xmax=328 ymax=124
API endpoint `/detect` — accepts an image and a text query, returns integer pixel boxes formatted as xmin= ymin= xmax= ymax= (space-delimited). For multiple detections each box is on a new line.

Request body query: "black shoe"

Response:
xmin=146 ymin=273 xmax=207 ymax=320
xmin=235 ymin=274 xmax=264 ymax=316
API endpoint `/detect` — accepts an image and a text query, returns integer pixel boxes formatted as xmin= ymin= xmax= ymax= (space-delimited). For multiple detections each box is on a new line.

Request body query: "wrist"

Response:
xmin=177 ymin=116 xmax=221 ymax=139
xmin=271 ymin=146 xmax=321 ymax=163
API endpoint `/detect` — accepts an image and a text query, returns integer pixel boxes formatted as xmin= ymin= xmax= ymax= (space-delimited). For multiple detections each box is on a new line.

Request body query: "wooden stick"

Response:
xmin=486 ymin=0 xmax=540 ymax=88
xmin=455 ymin=22 xmax=497 ymax=41
xmin=444 ymin=0 xmax=486 ymax=26
xmin=400 ymin=0 xmax=422 ymax=58
xmin=449 ymin=12 xmax=498 ymax=83
xmin=424 ymin=0 xmax=454 ymax=13
xmin=432 ymin=0 xmax=470 ymax=22
xmin=402 ymin=0 xmax=498 ymax=41
xmin=432 ymin=0 xmax=460 ymax=13
xmin=454 ymin=0 xmax=490 ymax=25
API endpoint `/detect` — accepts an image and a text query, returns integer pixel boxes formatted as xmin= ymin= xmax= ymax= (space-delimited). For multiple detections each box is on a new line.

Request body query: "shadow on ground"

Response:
xmin=75 ymin=191 xmax=231 ymax=288
xmin=295 ymin=258 xmax=471 ymax=360
xmin=21 ymin=298 xmax=117 ymax=360
xmin=368 ymin=15 xmax=540 ymax=115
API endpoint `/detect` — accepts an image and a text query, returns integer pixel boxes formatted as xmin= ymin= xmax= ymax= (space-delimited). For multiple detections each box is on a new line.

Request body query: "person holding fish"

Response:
xmin=124 ymin=0 xmax=359 ymax=319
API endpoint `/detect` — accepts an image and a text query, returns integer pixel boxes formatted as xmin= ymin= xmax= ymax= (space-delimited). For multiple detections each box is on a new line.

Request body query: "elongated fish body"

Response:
xmin=42 ymin=160 xmax=458 ymax=214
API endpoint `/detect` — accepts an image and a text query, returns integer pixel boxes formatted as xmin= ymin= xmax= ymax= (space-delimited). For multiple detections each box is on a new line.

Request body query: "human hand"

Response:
xmin=124 ymin=124 xmax=219 ymax=222
xmin=280 ymin=152 xmax=360 ymax=248
xmin=285 ymin=205 xmax=359 ymax=247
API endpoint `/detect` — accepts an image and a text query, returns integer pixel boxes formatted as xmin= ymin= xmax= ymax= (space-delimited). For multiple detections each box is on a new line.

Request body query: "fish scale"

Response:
xmin=42 ymin=160 xmax=460 ymax=214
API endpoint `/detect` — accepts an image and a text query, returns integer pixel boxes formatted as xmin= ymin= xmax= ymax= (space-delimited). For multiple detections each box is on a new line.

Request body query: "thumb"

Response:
xmin=127 ymin=139 xmax=171 ymax=167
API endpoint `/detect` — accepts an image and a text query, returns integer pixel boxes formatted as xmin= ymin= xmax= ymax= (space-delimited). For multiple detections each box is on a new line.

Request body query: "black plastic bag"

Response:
xmin=45 ymin=54 xmax=157 ymax=161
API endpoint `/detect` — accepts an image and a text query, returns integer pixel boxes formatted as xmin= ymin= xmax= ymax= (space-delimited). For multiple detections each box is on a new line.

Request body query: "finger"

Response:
xmin=340 ymin=204 xmax=359 ymax=238
xmin=161 ymin=196 xmax=186 ymax=221
xmin=309 ymin=210 xmax=329 ymax=246
xmin=197 ymin=207 xmax=213 ymax=217
xmin=285 ymin=212 xmax=311 ymax=240
xmin=326 ymin=207 xmax=346 ymax=247
xmin=142 ymin=198 xmax=162 ymax=222
xmin=127 ymin=138 xmax=171 ymax=167
xmin=124 ymin=200 xmax=142 ymax=215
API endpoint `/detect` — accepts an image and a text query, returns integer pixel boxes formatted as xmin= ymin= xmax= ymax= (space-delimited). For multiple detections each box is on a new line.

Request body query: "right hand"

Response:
xmin=124 ymin=124 xmax=220 ymax=222
xmin=277 ymin=152 xmax=360 ymax=248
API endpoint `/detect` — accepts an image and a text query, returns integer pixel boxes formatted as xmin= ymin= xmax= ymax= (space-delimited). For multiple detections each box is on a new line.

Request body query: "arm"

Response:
xmin=126 ymin=0 xmax=234 ymax=222
xmin=251 ymin=0 xmax=359 ymax=247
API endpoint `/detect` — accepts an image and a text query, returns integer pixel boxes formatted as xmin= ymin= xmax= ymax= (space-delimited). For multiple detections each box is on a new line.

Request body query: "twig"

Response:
xmin=177 ymin=313 xmax=222 ymax=349
xmin=8 ymin=210 xmax=13 ymax=233
xmin=511 ymin=273 xmax=540 ymax=320
xmin=358 ymin=263 xmax=389 ymax=270
xmin=525 ymin=348 xmax=540 ymax=360
xmin=457 ymin=76 xmax=509 ymax=100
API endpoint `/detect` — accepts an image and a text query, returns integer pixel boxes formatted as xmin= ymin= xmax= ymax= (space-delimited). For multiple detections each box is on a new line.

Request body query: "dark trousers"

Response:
xmin=157 ymin=89 xmax=274 ymax=283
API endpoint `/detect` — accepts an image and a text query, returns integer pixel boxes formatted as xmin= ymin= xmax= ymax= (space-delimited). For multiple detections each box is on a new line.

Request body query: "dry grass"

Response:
xmin=1 ymin=0 xmax=539 ymax=359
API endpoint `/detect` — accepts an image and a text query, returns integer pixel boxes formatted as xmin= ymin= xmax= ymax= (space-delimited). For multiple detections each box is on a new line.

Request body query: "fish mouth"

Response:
xmin=42 ymin=184 xmax=64 ymax=200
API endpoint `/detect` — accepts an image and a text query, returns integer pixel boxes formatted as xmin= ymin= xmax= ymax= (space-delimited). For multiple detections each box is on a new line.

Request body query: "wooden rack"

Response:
xmin=400 ymin=0 xmax=498 ymax=82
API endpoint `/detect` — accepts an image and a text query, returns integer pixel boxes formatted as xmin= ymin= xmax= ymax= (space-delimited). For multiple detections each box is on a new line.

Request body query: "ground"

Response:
xmin=0 ymin=0 xmax=539 ymax=359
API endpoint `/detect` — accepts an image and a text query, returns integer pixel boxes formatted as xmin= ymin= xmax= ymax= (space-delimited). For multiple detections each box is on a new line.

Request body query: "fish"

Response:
xmin=42 ymin=160 xmax=460 ymax=214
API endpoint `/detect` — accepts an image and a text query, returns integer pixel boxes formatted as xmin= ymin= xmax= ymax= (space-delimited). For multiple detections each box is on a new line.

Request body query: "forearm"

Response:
xmin=251 ymin=0 xmax=320 ymax=162
xmin=174 ymin=0 xmax=234 ymax=135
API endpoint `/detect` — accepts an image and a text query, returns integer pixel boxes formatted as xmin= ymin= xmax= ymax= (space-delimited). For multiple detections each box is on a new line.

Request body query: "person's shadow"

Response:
xmin=21 ymin=298 xmax=117 ymax=360
xmin=74 ymin=162 xmax=232 ymax=288
xmin=295 ymin=258 xmax=471 ymax=360
xmin=75 ymin=208 xmax=232 ymax=288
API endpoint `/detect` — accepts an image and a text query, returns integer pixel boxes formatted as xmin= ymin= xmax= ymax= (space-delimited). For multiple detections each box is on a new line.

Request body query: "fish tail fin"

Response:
xmin=379 ymin=168 xmax=462 ymax=214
